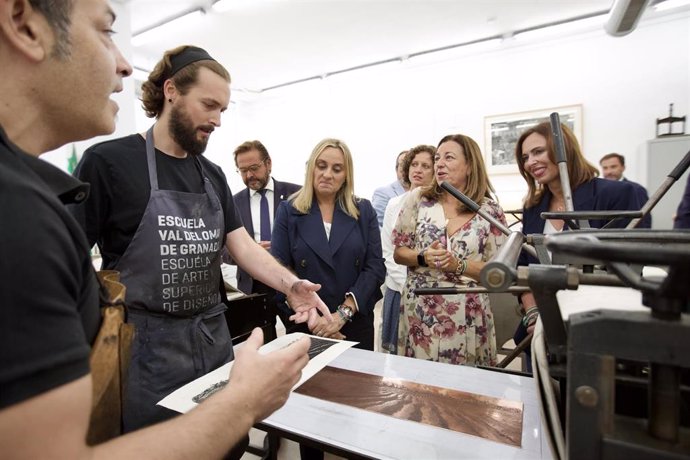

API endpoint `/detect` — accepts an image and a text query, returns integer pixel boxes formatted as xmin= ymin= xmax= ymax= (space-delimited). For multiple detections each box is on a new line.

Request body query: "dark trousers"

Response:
xmin=299 ymin=443 xmax=324 ymax=460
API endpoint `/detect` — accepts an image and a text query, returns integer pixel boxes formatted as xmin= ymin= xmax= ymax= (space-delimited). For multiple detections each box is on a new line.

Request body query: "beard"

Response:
xmin=246 ymin=174 xmax=269 ymax=191
xmin=168 ymin=104 xmax=212 ymax=156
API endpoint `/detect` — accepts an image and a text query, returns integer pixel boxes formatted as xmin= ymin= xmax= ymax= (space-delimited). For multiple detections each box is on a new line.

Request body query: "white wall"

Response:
xmin=201 ymin=11 xmax=689 ymax=213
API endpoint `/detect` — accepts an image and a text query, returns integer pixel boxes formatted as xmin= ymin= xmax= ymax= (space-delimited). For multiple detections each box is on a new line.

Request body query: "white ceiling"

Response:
xmin=129 ymin=0 xmax=617 ymax=91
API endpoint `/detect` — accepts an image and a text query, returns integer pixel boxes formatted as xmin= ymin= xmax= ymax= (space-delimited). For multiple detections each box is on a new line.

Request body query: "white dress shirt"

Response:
xmin=381 ymin=191 xmax=410 ymax=292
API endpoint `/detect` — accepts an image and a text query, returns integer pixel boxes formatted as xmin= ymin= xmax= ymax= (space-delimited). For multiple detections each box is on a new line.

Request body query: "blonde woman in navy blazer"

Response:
xmin=271 ymin=138 xmax=384 ymax=351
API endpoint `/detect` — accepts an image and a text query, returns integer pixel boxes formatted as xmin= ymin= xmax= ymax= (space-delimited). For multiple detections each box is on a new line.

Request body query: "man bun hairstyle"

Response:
xmin=141 ymin=45 xmax=231 ymax=119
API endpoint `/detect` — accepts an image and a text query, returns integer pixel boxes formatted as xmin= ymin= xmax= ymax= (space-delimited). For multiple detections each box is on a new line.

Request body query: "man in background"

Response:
xmin=233 ymin=140 xmax=301 ymax=294
xmin=371 ymin=150 xmax=409 ymax=226
xmin=600 ymin=152 xmax=651 ymax=227
xmin=232 ymin=140 xmax=301 ymax=335
xmin=0 ymin=0 xmax=311 ymax=458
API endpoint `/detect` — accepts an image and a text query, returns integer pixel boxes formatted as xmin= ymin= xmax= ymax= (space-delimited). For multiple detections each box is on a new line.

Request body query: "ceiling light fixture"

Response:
xmin=407 ymin=37 xmax=503 ymax=66
xmin=605 ymin=0 xmax=651 ymax=36
xmin=132 ymin=9 xmax=206 ymax=47
xmin=515 ymin=13 xmax=607 ymax=41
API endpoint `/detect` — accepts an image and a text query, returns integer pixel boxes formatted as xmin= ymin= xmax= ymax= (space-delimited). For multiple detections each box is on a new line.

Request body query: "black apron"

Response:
xmin=119 ymin=128 xmax=232 ymax=432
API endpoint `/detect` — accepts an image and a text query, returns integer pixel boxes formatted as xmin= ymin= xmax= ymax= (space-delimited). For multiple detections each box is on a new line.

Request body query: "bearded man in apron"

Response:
xmin=72 ymin=45 xmax=331 ymax=436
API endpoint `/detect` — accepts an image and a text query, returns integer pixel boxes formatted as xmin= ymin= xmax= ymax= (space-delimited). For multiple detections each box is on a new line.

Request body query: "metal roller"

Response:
xmin=480 ymin=232 xmax=525 ymax=291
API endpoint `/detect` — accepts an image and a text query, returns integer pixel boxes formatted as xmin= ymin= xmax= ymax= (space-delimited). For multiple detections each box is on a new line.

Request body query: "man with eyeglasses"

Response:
xmin=233 ymin=141 xmax=301 ymax=327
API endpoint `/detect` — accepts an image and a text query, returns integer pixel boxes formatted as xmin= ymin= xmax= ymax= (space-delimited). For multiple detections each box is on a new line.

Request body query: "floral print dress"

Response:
xmin=392 ymin=189 xmax=507 ymax=366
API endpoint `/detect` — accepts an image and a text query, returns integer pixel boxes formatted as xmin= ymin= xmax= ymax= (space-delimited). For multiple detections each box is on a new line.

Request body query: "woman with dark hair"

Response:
xmin=392 ymin=134 xmax=507 ymax=366
xmin=514 ymin=122 xmax=645 ymax=362
xmin=380 ymin=145 xmax=436 ymax=354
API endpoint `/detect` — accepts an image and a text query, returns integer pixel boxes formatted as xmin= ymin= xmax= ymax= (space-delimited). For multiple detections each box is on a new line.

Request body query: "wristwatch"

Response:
xmin=337 ymin=304 xmax=354 ymax=322
xmin=417 ymin=250 xmax=428 ymax=267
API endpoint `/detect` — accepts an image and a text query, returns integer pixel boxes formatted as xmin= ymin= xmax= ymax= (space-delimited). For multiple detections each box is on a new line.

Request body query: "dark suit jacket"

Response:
xmin=623 ymin=177 xmax=651 ymax=227
xmin=232 ymin=178 xmax=301 ymax=294
xmin=514 ymin=177 xmax=645 ymax=353
xmin=271 ymin=198 xmax=385 ymax=348
xmin=674 ymin=174 xmax=690 ymax=229
xmin=518 ymin=177 xmax=646 ymax=266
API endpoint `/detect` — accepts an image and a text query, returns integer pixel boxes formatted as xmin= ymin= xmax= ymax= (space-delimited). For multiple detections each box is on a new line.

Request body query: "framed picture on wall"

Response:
xmin=483 ymin=105 xmax=583 ymax=174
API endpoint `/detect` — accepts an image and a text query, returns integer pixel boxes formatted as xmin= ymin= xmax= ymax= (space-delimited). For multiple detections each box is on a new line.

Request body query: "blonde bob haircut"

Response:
xmin=515 ymin=122 xmax=598 ymax=208
xmin=422 ymin=134 xmax=496 ymax=211
xmin=291 ymin=138 xmax=360 ymax=220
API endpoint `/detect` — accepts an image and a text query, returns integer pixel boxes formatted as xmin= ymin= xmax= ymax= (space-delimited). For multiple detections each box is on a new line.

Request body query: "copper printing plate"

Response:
xmin=295 ymin=366 xmax=523 ymax=447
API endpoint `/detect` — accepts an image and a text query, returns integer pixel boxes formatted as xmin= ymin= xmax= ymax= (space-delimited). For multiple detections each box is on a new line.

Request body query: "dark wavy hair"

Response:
xmin=401 ymin=144 xmax=435 ymax=186
xmin=515 ymin=122 xmax=598 ymax=208
xmin=141 ymin=45 xmax=231 ymax=119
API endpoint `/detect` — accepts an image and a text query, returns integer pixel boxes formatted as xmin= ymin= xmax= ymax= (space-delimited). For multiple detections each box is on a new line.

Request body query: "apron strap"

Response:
xmin=195 ymin=158 xmax=222 ymax=214
xmin=146 ymin=126 xmax=221 ymax=214
xmin=145 ymin=128 xmax=159 ymax=191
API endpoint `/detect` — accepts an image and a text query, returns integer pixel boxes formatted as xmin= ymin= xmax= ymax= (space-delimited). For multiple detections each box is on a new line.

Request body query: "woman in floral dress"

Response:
xmin=392 ymin=134 xmax=507 ymax=366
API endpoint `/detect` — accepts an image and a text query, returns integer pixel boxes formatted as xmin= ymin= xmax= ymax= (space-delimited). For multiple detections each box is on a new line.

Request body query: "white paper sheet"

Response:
xmin=157 ymin=333 xmax=357 ymax=414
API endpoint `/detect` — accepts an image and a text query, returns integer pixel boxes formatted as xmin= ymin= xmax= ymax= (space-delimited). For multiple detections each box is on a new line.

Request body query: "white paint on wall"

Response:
xmin=201 ymin=11 xmax=689 ymax=213
xmin=37 ymin=9 xmax=690 ymax=218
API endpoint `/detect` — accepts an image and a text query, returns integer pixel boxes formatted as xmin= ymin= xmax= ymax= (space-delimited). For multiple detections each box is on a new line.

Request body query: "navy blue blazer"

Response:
xmin=232 ymin=178 xmax=301 ymax=294
xmin=514 ymin=177 xmax=646 ymax=354
xmin=271 ymin=198 xmax=384 ymax=317
xmin=519 ymin=177 xmax=646 ymax=266
xmin=623 ymin=178 xmax=651 ymax=228
xmin=674 ymin=174 xmax=690 ymax=229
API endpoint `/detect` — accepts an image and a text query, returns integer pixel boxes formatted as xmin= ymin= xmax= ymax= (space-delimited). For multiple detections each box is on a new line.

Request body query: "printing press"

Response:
xmin=415 ymin=115 xmax=690 ymax=459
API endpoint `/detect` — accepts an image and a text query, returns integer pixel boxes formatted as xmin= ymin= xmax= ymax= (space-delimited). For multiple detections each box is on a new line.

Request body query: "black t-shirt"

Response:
xmin=72 ymin=134 xmax=243 ymax=269
xmin=0 ymin=126 xmax=100 ymax=409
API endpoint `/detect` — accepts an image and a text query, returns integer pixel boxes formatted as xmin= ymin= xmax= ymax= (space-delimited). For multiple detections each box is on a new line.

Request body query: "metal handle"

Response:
xmin=480 ymin=232 xmax=525 ymax=291
xmin=439 ymin=181 xmax=538 ymax=259
xmin=669 ymin=149 xmax=690 ymax=180
xmin=550 ymin=113 xmax=576 ymax=215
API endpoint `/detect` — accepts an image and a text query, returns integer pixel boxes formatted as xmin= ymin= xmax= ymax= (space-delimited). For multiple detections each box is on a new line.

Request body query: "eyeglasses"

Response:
xmin=236 ymin=159 xmax=266 ymax=175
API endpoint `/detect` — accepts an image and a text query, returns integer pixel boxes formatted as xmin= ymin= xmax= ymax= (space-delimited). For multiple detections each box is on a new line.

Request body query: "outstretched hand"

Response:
xmin=286 ymin=280 xmax=333 ymax=322
xmin=227 ymin=328 xmax=310 ymax=422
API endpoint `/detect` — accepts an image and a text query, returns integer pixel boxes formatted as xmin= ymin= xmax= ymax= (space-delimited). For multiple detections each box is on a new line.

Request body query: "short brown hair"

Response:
xmin=233 ymin=140 xmax=270 ymax=165
xmin=141 ymin=45 xmax=231 ymax=118
xmin=515 ymin=122 xmax=598 ymax=208
xmin=600 ymin=152 xmax=625 ymax=166
xmin=30 ymin=0 xmax=73 ymax=58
